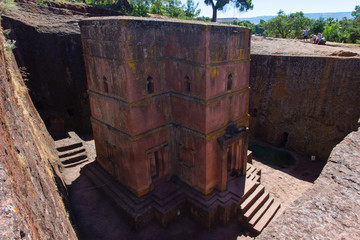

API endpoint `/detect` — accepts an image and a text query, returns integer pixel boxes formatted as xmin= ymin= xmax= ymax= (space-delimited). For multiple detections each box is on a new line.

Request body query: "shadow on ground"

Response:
xmin=68 ymin=173 xmax=249 ymax=240
xmin=249 ymin=139 xmax=326 ymax=183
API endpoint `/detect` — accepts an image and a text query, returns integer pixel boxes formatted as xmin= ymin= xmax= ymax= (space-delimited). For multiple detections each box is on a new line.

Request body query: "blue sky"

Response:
xmin=190 ymin=0 xmax=360 ymax=18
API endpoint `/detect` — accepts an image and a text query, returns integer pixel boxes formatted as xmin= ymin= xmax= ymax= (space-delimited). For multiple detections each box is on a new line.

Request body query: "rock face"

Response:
xmin=249 ymin=54 xmax=360 ymax=160
xmin=2 ymin=2 xmax=92 ymax=140
xmin=0 ymin=29 xmax=77 ymax=239
xmin=257 ymin=125 xmax=360 ymax=239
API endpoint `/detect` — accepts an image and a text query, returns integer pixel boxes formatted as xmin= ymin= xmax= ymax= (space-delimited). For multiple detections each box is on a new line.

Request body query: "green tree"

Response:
xmin=310 ymin=17 xmax=325 ymax=35
xmin=253 ymin=19 xmax=266 ymax=35
xmin=204 ymin=0 xmax=253 ymax=22
xmin=184 ymin=0 xmax=200 ymax=18
xmin=0 ymin=0 xmax=15 ymax=15
xmin=232 ymin=19 xmax=254 ymax=31
xmin=287 ymin=11 xmax=311 ymax=38
xmin=130 ymin=0 xmax=150 ymax=16
xmin=323 ymin=20 xmax=342 ymax=42
xmin=264 ymin=10 xmax=311 ymax=39
xmin=352 ymin=5 xmax=360 ymax=22
xmin=263 ymin=10 xmax=290 ymax=38
xmin=149 ymin=0 xmax=165 ymax=15
xmin=163 ymin=0 xmax=184 ymax=18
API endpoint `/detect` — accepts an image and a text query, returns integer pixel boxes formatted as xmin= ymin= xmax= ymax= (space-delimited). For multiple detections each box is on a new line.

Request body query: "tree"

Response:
xmin=264 ymin=10 xmax=311 ymax=39
xmin=352 ymin=5 xmax=360 ymax=22
xmin=184 ymin=0 xmax=200 ymax=18
xmin=130 ymin=0 xmax=150 ymax=16
xmin=263 ymin=10 xmax=290 ymax=38
xmin=0 ymin=0 xmax=15 ymax=15
xmin=310 ymin=17 xmax=325 ymax=35
xmin=204 ymin=0 xmax=253 ymax=22
xmin=254 ymin=19 xmax=266 ymax=35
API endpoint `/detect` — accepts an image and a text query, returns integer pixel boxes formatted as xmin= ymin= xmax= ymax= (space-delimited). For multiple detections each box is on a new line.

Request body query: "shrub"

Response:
xmin=0 ymin=0 xmax=15 ymax=15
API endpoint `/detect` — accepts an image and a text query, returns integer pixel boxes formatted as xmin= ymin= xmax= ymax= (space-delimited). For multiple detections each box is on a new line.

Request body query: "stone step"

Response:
xmin=238 ymin=180 xmax=259 ymax=205
xmin=63 ymin=158 xmax=89 ymax=168
xmin=61 ymin=152 xmax=87 ymax=165
xmin=248 ymin=198 xmax=274 ymax=226
xmin=58 ymin=146 xmax=86 ymax=158
xmin=240 ymin=185 xmax=265 ymax=213
xmin=247 ymin=165 xmax=257 ymax=176
xmin=247 ymin=168 xmax=260 ymax=177
xmin=246 ymin=164 xmax=252 ymax=171
xmin=56 ymin=141 xmax=83 ymax=152
xmin=253 ymin=201 xmax=281 ymax=234
xmin=252 ymin=174 xmax=261 ymax=183
xmin=243 ymin=191 xmax=269 ymax=221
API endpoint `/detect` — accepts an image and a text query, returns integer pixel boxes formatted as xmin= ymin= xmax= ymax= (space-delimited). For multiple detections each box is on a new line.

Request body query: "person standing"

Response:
xmin=303 ymin=28 xmax=309 ymax=41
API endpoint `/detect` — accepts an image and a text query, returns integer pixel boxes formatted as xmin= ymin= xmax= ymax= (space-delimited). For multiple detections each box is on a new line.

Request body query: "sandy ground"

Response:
xmin=64 ymin=135 xmax=325 ymax=240
xmin=251 ymin=35 xmax=360 ymax=57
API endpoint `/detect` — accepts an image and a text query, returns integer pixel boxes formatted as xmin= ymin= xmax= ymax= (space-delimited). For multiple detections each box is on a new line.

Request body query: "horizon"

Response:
xmin=217 ymin=11 xmax=353 ymax=19
xmin=185 ymin=0 xmax=359 ymax=19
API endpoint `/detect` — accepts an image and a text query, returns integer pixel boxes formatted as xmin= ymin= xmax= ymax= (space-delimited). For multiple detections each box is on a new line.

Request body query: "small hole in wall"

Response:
xmin=227 ymin=74 xmax=233 ymax=91
xmin=103 ymin=76 xmax=108 ymax=93
xmin=185 ymin=76 xmax=190 ymax=93
xmin=147 ymin=76 xmax=154 ymax=94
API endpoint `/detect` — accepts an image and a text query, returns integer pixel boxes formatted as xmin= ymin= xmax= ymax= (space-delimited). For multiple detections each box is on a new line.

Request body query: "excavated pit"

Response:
xmin=1 ymin=2 xmax=360 ymax=239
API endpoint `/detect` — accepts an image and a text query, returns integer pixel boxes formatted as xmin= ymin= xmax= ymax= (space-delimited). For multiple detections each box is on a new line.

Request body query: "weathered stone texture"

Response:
xmin=80 ymin=17 xmax=251 ymax=196
xmin=2 ymin=3 xmax=92 ymax=140
xmin=257 ymin=126 xmax=360 ymax=239
xmin=0 ymin=29 xmax=77 ymax=239
xmin=249 ymin=54 xmax=360 ymax=160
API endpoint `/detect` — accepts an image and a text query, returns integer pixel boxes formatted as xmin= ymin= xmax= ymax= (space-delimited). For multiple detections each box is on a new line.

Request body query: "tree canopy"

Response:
xmin=262 ymin=10 xmax=311 ymax=38
xmin=129 ymin=0 xmax=200 ymax=19
xmin=204 ymin=0 xmax=253 ymax=22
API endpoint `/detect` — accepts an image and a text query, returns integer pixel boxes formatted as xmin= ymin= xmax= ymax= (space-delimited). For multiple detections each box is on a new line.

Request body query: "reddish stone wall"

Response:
xmin=80 ymin=17 xmax=251 ymax=196
xmin=249 ymin=54 xmax=360 ymax=160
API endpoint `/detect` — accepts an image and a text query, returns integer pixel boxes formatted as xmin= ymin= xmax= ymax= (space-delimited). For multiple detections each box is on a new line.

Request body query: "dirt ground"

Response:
xmin=66 ymin=136 xmax=326 ymax=240
xmin=251 ymin=35 xmax=360 ymax=57
xmin=248 ymin=139 xmax=326 ymax=218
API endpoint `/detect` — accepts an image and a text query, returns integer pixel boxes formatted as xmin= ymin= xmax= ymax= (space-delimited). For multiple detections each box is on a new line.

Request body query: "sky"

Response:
xmin=191 ymin=0 xmax=360 ymax=19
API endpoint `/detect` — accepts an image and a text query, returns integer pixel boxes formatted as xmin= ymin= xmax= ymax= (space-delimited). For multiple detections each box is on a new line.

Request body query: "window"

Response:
xmin=147 ymin=76 xmax=154 ymax=94
xmin=185 ymin=76 xmax=190 ymax=93
xmin=103 ymin=76 xmax=108 ymax=93
xmin=227 ymin=74 xmax=232 ymax=91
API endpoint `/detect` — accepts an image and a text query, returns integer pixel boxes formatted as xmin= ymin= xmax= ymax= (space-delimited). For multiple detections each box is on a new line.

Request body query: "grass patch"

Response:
xmin=249 ymin=144 xmax=295 ymax=168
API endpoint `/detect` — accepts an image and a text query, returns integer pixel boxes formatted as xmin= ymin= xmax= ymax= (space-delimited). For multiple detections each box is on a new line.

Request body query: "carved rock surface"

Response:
xmin=256 ymin=126 xmax=360 ymax=239
xmin=249 ymin=54 xmax=360 ymax=160
xmin=2 ymin=2 xmax=91 ymax=139
xmin=0 ymin=29 xmax=77 ymax=239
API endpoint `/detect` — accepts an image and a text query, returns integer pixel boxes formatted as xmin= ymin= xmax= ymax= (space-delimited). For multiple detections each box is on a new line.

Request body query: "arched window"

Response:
xmin=103 ymin=76 xmax=108 ymax=93
xmin=227 ymin=74 xmax=232 ymax=91
xmin=185 ymin=75 xmax=190 ymax=93
xmin=147 ymin=76 xmax=154 ymax=94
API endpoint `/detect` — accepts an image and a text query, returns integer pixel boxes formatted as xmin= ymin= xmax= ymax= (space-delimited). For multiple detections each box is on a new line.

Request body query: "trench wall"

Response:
xmin=1 ymin=16 xmax=91 ymax=140
xmin=0 ymin=29 xmax=77 ymax=239
xmin=249 ymin=54 xmax=360 ymax=160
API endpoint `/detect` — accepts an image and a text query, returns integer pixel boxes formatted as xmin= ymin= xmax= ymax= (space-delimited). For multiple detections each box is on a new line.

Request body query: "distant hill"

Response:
xmin=218 ymin=12 xmax=353 ymax=25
